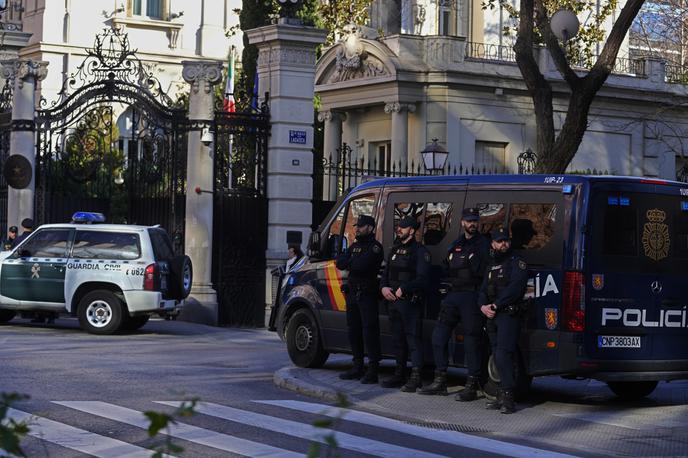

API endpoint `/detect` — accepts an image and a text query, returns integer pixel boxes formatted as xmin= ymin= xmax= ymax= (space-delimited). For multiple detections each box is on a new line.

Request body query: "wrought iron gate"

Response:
xmin=34 ymin=28 xmax=187 ymax=247
xmin=212 ymin=100 xmax=270 ymax=326
xmin=0 ymin=78 xmax=11 ymax=233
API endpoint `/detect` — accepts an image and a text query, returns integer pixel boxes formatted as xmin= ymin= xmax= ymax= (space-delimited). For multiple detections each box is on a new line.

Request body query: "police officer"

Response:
xmin=479 ymin=227 xmax=528 ymax=414
xmin=13 ymin=218 xmax=34 ymax=246
xmin=419 ymin=207 xmax=490 ymax=398
xmin=380 ymin=215 xmax=431 ymax=392
xmin=335 ymin=215 xmax=384 ymax=383
xmin=2 ymin=226 xmax=17 ymax=251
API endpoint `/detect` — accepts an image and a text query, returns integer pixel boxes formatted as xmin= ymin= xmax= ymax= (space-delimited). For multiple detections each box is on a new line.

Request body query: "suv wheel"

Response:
xmin=78 ymin=290 xmax=125 ymax=335
xmin=0 ymin=309 xmax=16 ymax=323
xmin=286 ymin=308 xmax=329 ymax=368
xmin=169 ymin=255 xmax=193 ymax=300
xmin=121 ymin=315 xmax=150 ymax=332
xmin=484 ymin=351 xmax=532 ymax=401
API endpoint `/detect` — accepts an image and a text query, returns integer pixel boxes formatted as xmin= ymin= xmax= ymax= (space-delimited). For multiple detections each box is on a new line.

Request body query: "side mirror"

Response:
xmin=307 ymin=231 xmax=321 ymax=258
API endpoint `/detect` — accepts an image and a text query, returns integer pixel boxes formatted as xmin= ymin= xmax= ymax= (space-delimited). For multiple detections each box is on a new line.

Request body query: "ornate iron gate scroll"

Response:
xmin=35 ymin=28 xmax=187 ymax=249
xmin=213 ymin=97 xmax=270 ymax=326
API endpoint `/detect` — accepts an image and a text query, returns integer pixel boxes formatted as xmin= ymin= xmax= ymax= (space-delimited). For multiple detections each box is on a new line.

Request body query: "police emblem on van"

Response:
xmin=642 ymin=209 xmax=670 ymax=261
xmin=544 ymin=308 xmax=558 ymax=330
xmin=592 ymin=274 xmax=604 ymax=291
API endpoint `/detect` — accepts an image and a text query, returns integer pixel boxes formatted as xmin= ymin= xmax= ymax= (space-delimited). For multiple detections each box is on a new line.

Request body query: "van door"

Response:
xmin=587 ymin=184 xmax=688 ymax=362
xmin=380 ymin=190 xmax=466 ymax=361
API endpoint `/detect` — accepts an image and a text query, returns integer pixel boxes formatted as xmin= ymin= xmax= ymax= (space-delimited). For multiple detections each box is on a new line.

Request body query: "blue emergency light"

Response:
xmin=608 ymin=196 xmax=619 ymax=205
xmin=562 ymin=184 xmax=573 ymax=194
xmin=682 ymin=201 xmax=688 ymax=211
xmin=71 ymin=212 xmax=106 ymax=224
xmin=620 ymin=197 xmax=630 ymax=206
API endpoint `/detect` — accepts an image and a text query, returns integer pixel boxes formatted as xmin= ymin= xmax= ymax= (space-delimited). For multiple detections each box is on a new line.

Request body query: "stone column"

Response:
xmin=385 ymin=102 xmax=415 ymax=172
xmin=246 ymin=24 xmax=327 ymax=268
xmin=3 ymin=59 xmax=48 ymax=228
xmin=180 ymin=60 xmax=223 ymax=326
xmin=318 ymin=110 xmax=344 ymax=200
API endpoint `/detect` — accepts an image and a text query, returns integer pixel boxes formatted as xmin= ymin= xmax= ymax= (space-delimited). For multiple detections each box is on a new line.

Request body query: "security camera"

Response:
xmin=201 ymin=127 xmax=214 ymax=147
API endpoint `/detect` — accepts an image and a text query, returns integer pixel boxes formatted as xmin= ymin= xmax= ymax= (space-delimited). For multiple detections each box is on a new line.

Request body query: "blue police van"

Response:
xmin=269 ymin=174 xmax=688 ymax=399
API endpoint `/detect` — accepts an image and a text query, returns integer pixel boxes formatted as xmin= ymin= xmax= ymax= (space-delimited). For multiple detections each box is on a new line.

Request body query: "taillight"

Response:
xmin=563 ymin=271 xmax=585 ymax=331
xmin=143 ymin=263 xmax=157 ymax=291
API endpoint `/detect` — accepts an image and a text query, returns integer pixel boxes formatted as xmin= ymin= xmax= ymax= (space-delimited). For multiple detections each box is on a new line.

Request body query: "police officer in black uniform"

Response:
xmin=479 ymin=227 xmax=528 ymax=414
xmin=380 ymin=215 xmax=431 ymax=392
xmin=419 ymin=207 xmax=490 ymax=398
xmin=335 ymin=215 xmax=384 ymax=383
xmin=2 ymin=226 xmax=17 ymax=251
xmin=13 ymin=218 xmax=33 ymax=247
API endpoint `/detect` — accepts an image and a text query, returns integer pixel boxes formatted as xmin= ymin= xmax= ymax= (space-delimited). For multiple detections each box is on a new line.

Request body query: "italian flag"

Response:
xmin=223 ymin=48 xmax=235 ymax=112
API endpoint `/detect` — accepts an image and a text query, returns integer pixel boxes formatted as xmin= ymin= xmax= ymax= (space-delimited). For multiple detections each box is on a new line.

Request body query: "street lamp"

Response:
xmin=517 ymin=148 xmax=537 ymax=174
xmin=550 ymin=9 xmax=580 ymax=42
xmin=420 ymin=138 xmax=448 ymax=174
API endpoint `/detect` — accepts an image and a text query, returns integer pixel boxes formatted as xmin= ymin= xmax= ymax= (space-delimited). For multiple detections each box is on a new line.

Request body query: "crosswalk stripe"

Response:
xmin=157 ymin=400 xmax=450 ymax=458
xmin=256 ymin=400 xmax=579 ymax=458
xmin=54 ymin=401 xmax=300 ymax=458
xmin=7 ymin=408 xmax=158 ymax=458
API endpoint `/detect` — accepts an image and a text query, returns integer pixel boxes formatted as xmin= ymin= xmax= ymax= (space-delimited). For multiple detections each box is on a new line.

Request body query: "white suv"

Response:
xmin=0 ymin=213 xmax=192 ymax=334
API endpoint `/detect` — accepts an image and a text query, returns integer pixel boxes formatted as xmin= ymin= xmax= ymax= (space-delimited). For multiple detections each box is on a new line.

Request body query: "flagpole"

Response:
xmin=226 ymin=46 xmax=235 ymax=190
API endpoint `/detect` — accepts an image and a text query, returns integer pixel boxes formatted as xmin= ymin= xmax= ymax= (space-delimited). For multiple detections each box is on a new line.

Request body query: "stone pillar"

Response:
xmin=385 ymin=102 xmax=415 ymax=172
xmin=318 ymin=110 xmax=344 ymax=200
xmin=3 ymin=59 xmax=48 ymax=228
xmin=246 ymin=24 xmax=327 ymax=268
xmin=180 ymin=60 xmax=222 ymax=326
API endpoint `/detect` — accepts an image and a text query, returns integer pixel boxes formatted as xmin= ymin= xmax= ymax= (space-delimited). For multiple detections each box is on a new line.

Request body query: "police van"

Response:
xmin=0 ymin=212 xmax=192 ymax=334
xmin=270 ymin=174 xmax=688 ymax=400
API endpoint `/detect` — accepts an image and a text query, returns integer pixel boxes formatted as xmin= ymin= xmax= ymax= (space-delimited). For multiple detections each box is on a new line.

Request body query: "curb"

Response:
xmin=274 ymin=367 xmax=343 ymax=403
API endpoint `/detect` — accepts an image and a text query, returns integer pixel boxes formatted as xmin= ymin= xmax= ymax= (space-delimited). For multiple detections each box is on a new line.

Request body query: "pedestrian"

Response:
xmin=419 ymin=207 xmax=490 ymax=398
xmin=479 ymin=227 xmax=528 ymax=414
xmin=379 ymin=215 xmax=431 ymax=392
xmin=285 ymin=245 xmax=304 ymax=272
xmin=335 ymin=214 xmax=384 ymax=383
xmin=13 ymin=218 xmax=34 ymax=247
xmin=2 ymin=226 xmax=17 ymax=251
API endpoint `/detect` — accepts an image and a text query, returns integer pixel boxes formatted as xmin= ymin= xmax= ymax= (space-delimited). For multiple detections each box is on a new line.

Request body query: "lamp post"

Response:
xmin=550 ymin=9 xmax=580 ymax=42
xmin=517 ymin=148 xmax=537 ymax=174
xmin=420 ymin=138 xmax=448 ymax=175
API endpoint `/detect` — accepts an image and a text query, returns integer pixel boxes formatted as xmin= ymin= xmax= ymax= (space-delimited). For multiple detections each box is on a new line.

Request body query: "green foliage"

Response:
xmin=307 ymin=393 xmax=351 ymax=458
xmin=238 ymin=0 xmax=275 ymax=109
xmin=0 ymin=392 xmax=30 ymax=457
xmin=144 ymin=397 xmax=199 ymax=458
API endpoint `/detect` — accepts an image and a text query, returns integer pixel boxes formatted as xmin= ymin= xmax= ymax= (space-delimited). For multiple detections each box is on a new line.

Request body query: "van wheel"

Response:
xmin=607 ymin=381 xmax=658 ymax=400
xmin=286 ymin=309 xmax=329 ymax=368
xmin=78 ymin=290 xmax=125 ymax=335
xmin=0 ymin=309 xmax=15 ymax=323
xmin=484 ymin=352 xmax=532 ymax=401
xmin=169 ymin=255 xmax=193 ymax=299
xmin=121 ymin=315 xmax=150 ymax=331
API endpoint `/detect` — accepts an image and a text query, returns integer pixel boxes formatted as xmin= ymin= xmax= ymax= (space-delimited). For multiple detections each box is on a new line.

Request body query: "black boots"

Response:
xmin=486 ymin=389 xmax=516 ymax=413
xmin=455 ymin=376 xmax=483 ymax=402
xmin=339 ymin=360 xmax=365 ymax=380
xmin=400 ymin=367 xmax=422 ymax=392
xmin=381 ymin=364 xmax=406 ymax=388
xmin=360 ymin=362 xmax=379 ymax=384
xmin=418 ymin=370 xmax=448 ymax=395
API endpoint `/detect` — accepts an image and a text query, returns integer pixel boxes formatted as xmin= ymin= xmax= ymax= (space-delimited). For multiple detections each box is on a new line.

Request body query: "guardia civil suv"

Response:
xmin=0 ymin=212 xmax=192 ymax=334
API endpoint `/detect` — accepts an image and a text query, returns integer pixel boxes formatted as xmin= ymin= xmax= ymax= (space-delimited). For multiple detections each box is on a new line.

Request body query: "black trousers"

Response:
xmin=346 ymin=290 xmax=381 ymax=363
xmin=388 ymin=298 xmax=423 ymax=368
xmin=486 ymin=312 xmax=521 ymax=390
xmin=431 ymin=291 xmax=485 ymax=375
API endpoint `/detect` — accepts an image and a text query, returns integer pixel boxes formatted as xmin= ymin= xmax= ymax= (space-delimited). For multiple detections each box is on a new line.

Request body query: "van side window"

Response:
xmin=324 ymin=207 xmax=346 ymax=259
xmin=477 ymin=203 xmax=506 ymax=234
xmin=423 ymin=202 xmax=453 ymax=246
xmin=602 ymin=205 xmax=637 ymax=256
xmin=343 ymin=195 xmax=378 ymax=249
xmin=394 ymin=202 xmax=425 ymax=242
xmin=508 ymin=203 xmax=558 ymax=250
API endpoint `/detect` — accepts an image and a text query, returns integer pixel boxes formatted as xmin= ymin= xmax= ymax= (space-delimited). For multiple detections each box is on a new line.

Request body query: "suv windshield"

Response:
xmin=590 ymin=190 xmax=688 ymax=274
xmin=148 ymin=228 xmax=175 ymax=261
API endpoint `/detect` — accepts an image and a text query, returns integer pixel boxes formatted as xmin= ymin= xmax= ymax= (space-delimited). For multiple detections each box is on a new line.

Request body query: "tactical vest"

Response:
xmin=348 ymin=242 xmax=377 ymax=290
xmin=388 ymin=245 xmax=416 ymax=289
xmin=486 ymin=257 xmax=513 ymax=302
xmin=447 ymin=244 xmax=477 ymax=290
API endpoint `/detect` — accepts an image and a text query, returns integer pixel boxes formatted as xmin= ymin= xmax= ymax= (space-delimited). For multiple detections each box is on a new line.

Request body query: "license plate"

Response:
xmin=598 ymin=335 xmax=641 ymax=348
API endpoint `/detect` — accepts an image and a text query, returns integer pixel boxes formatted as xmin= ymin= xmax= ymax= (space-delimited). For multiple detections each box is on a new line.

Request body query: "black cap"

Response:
xmin=8 ymin=226 xmax=17 ymax=233
xmin=461 ymin=207 xmax=479 ymax=221
xmin=353 ymin=215 xmax=375 ymax=227
xmin=21 ymin=218 xmax=33 ymax=230
xmin=398 ymin=216 xmax=419 ymax=229
xmin=491 ymin=227 xmax=509 ymax=242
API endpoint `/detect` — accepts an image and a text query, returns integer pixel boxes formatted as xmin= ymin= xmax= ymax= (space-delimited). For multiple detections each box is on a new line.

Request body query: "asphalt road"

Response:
xmin=1 ymin=317 xmax=687 ymax=457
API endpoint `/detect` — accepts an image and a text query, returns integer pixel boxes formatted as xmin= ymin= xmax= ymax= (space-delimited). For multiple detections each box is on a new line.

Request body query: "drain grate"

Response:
xmin=404 ymin=420 xmax=490 ymax=434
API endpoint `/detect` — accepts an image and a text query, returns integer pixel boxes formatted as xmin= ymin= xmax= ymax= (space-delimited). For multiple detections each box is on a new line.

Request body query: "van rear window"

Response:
xmin=591 ymin=191 xmax=688 ymax=273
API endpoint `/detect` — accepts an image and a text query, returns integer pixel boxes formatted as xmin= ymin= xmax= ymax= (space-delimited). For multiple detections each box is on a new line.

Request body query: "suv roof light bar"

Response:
xmin=71 ymin=212 xmax=106 ymax=224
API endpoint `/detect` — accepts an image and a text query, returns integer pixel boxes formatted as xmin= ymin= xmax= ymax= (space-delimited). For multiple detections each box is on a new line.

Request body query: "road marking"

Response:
xmin=554 ymin=405 xmax=688 ymax=430
xmin=256 ymin=400 xmax=579 ymax=458
xmin=54 ymin=401 xmax=299 ymax=458
xmin=7 ymin=408 xmax=157 ymax=458
xmin=157 ymin=400 xmax=449 ymax=458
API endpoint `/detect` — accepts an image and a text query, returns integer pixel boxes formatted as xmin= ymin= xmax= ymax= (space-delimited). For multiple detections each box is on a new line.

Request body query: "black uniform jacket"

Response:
xmin=380 ymin=238 xmax=431 ymax=296
xmin=443 ymin=233 xmax=490 ymax=289
xmin=478 ymin=249 xmax=528 ymax=311
xmin=335 ymin=233 xmax=384 ymax=291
